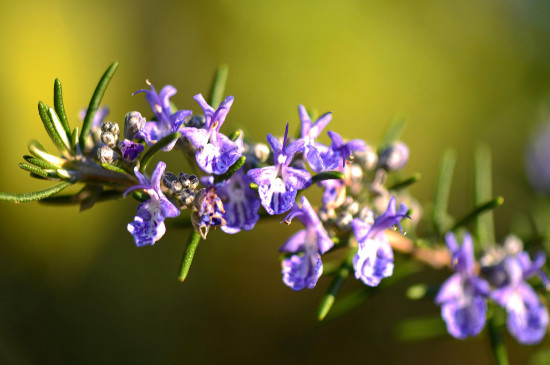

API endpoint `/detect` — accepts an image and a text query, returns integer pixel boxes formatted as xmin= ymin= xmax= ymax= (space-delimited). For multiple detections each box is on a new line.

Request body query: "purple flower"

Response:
xmin=323 ymin=131 xmax=366 ymax=170
xmin=247 ymin=124 xmax=310 ymax=215
xmin=191 ymin=187 xmax=226 ymax=239
xmin=298 ymin=105 xmax=332 ymax=172
xmin=435 ymin=233 xmax=490 ymax=339
xmin=133 ymin=81 xmax=192 ymax=151
xmin=279 ymin=196 xmax=333 ymax=290
xmin=281 ymin=253 xmax=323 ymax=291
xmin=216 ymin=170 xmax=261 ymax=234
xmin=351 ymin=197 xmax=409 ymax=286
xmin=124 ymin=161 xmax=180 ymax=247
xmin=490 ymin=250 xmax=549 ymax=344
xmin=181 ymin=94 xmax=241 ymax=174
xmin=119 ymin=139 xmax=144 ymax=162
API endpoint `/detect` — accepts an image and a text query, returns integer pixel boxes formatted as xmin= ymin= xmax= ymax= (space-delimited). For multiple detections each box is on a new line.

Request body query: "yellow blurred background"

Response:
xmin=1 ymin=0 xmax=550 ymax=363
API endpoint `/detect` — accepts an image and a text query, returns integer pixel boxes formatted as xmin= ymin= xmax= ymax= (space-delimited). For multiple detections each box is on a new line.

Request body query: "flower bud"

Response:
xmin=178 ymin=172 xmax=199 ymax=190
xmin=101 ymin=131 xmax=118 ymax=148
xmin=124 ymin=111 xmax=146 ymax=139
xmin=253 ymin=143 xmax=270 ymax=163
xmin=185 ymin=115 xmax=205 ymax=129
xmin=119 ymin=139 xmax=144 ymax=162
xmin=100 ymin=121 xmax=119 ymax=148
xmin=162 ymin=172 xmax=183 ymax=195
xmin=180 ymin=189 xmax=196 ymax=207
xmin=378 ymin=141 xmax=409 ymax=171
xmin=101 ymin=121 xmax=119 ymax=135
xmin=97 ymin=146 xmax=117 ymax=164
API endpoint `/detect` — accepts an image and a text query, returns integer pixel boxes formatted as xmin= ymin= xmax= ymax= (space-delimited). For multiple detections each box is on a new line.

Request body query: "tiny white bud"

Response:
xmin=97 ymin=146 xmax=117 ymax=164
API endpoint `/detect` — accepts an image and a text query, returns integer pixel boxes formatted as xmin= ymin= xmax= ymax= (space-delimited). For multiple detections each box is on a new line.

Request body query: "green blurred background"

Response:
xmin=1 ymin=0 xmax=550 ymax=363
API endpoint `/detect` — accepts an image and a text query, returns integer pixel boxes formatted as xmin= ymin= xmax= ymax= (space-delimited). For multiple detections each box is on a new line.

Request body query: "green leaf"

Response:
xmin=475 ymin=144 xmax=495 ymax=248
xmin=29 ymin=173 xmax=62 ymax=181
xmin=23 ymin=155 xmax=60 ymax=170
xmin=214 ymin=156 xmax=246 ymax=183
xmin=139 ymin=131 xmax=181 ymax=173
xmin=433 ymin=148 xmax=456 ymax=234
xmin=71 ymin=127 xmax=80 ymax=155
xmin=451 ymin=197 xmax=504 ymax=232
xmin=388 ymin=173 xmax=421 ymax=191
xmin=100 ymin=162 xmax=133 ymax=176
xmin=311 ymin=170 xmax=345 ymax=184
xmin=56 ymin=168 xmax=77 ymax=180
xmin=18 ymin=163 xmax=54 ymax=178
xmin=79 ymin=61 xmax=119 ymax=149
xmin=178 ymin=231 xmax=201 ymax=282
xmin=48 ymin=107 xmax=71 ymax=151
xmin=394 ymin=316 xmax=448 ymax=342
xmin=28 ymin=139 xmax=65 ymax=166
xmin=53 ymin=78 xmax=71 ymax=139
xmin=0 ymin=181 xmax=74 ymax=203
xmin=380 ymin=116 xmax=407 ymax=148
xmin=38 ymin=101 xmax=67 ymax=153
xmin=318 ymin=252 xmax=354 ymax=321
xmin=487 ymin=306 xmax=509 ymax=365
xmin=208 ymin=64 xmax=229 ymax=108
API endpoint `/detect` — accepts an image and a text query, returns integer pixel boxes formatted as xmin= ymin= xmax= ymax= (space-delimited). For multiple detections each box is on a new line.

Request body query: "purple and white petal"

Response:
xmin=282 ymin=251 xmax=323 ymax=291
xmin=247 ymin=166 xmax=277 ymax=186
xmin=280 ymin=230 xmax=307 ymax=253
xmin=193 ymin=93 xmax=215 ymax=124
xmin=159 ymin=197 xmax=180 ymax=218
xmin=266 ymin=133 xmax=282 ymax=156
xmin=285 ymin=167 xmax=311 ymax=190
xmin=181 ymin=127 xmax=209 ymax=149
xmin=435 ymin=274 xmax=463 ymax=304
xmin=258 ymin=178 xmax=296 ymax=215
xmin=353 ymin=237 xmax=394 ymax=287
xmin=441 ymin=296 xmax=487 ymax=339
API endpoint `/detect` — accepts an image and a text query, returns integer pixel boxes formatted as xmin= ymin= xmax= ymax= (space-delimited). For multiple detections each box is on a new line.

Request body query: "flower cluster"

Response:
xmin=4 ymin=62 xmax=550 ymax=359
xmin=117 ymin=83 xmax=414 ymax=290
xmin=437 ymin=233 xmax=550 ymax=344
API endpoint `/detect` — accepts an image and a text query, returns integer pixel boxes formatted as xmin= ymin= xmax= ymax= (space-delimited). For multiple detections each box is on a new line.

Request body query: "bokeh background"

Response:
xmin=2 ymin=0 xmax=550 ymax=363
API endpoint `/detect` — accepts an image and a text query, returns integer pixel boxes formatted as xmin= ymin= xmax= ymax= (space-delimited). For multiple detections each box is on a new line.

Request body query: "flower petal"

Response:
xmin=159 ymin=197 xmax=180 ymax=218
xmin=441 ymin=296 xmax=487 ymax=339
xmin=279 ymin=230 xmax=307 ymax=253
xmin=285 ymin=167 xmax=311 ymax=190
xmin=247 ymin=166 xmax=277 ymax=185
xmin=310 ymin=111 xmax=332 ymax=138
xmin=193 ymin=93 xmax=215 ymax=124
xmin=181 ymin=127 xmax=209 ymax=149
xmin=258 ymin=178 xmax=296 ymax=215
xmin=281 ymin=251 xmax=323 ymax=291
xmin=353 ymin=237 xmax=394 ymax=286
xmin=158 ymin=85 xmax=177 ymax=111
xmin=435 ymin=273 xmax=462 ymax=304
